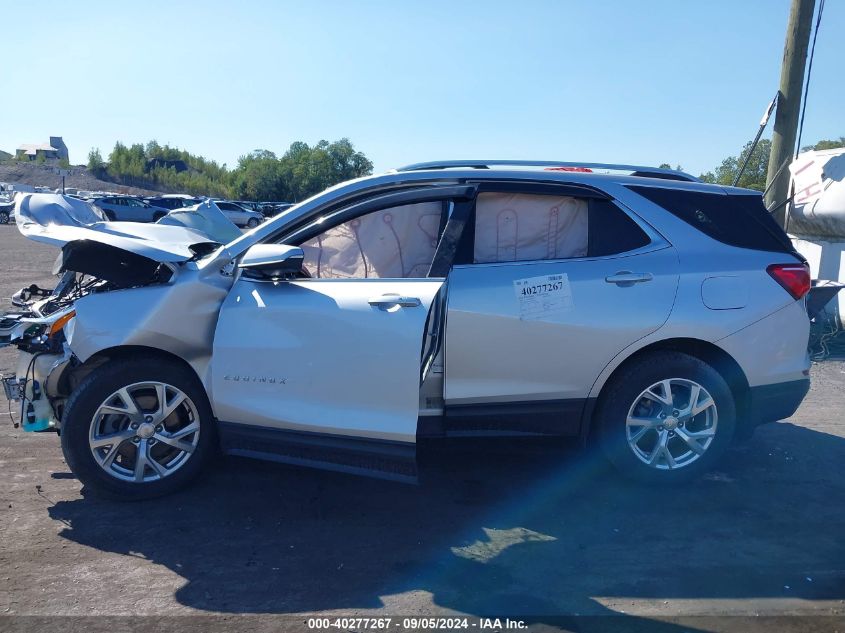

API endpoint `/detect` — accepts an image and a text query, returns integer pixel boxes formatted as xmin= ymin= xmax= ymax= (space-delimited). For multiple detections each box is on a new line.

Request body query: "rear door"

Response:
xmin=211 ymin=185 xmax=475 ymax=480
xmin=443 ymin=184 xmax=679 ymax=435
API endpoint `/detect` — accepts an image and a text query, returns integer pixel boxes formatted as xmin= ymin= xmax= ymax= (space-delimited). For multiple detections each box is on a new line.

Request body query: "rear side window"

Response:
xmin=628 ymin=186 xmax=795 ymax=254
xmin=471 ymin=192 xmax=650 ymax=264
xmin=588 ymin=199 xmax=652 ymax=256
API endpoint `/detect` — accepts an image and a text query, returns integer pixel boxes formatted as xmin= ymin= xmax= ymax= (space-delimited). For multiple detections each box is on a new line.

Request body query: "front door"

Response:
xmin=212 ymin=278 xmax=443 ymax=442
xmin=210 ymin=187 xmax=472 ymax=479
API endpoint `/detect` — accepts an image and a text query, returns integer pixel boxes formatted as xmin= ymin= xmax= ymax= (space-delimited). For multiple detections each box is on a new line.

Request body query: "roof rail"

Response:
xmin=396 ymin=160 xmax=699 ymax=182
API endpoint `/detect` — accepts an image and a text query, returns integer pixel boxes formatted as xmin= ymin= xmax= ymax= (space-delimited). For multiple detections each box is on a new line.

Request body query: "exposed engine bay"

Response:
xmin=2 ymin=193 xmax=233 ymax=433
xmin=2 ymin=245 xmax=194 ymax=432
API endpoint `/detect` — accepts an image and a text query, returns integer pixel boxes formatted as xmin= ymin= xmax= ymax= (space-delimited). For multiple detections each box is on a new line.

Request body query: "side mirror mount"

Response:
xmin=238 ymin=244 xmax=304 ymax=280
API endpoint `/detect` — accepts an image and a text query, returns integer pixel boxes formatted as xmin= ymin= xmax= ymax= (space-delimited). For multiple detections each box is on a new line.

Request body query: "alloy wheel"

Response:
xmin=625 ymin=378 xmax=718 ymax=470
xmin=88 ymin=381 xmax=200 ymax=482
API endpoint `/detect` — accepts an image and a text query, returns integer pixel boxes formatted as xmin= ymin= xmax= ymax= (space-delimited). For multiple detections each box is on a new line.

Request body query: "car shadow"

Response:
xmin=47 ymin=422 xmax=845 ymax=626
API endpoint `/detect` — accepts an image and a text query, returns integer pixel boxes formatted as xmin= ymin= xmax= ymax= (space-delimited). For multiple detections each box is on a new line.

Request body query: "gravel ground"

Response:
xmin=0 ymin=161 xmax=162 ymax=196
xmin=0 ymin=224 xmax=843 ymax=632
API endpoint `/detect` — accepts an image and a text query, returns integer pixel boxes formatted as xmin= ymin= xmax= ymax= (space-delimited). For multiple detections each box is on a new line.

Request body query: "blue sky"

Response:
xmin=2 ymin=0 xmax=842 ymax=176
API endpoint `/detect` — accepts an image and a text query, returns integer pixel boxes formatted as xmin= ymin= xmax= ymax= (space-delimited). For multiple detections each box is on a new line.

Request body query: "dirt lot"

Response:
xmin=1 ymin=224 xmax=844 ymax=632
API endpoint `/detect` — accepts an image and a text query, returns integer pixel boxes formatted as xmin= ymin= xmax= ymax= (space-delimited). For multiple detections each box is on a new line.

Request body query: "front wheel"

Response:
xmin=0 ymin=210 xmax=9 ymax=224
xmin=596 ymin=351 xmax=736 ymax=484
xmin=246 ymin=217 xmax=259 ymax=229
xmin=61 ymin=356 xmax=217 ymax=500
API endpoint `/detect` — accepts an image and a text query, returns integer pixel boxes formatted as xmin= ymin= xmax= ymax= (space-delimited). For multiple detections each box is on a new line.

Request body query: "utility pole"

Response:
xmin=765 ymin=0 xmax=815 ymax=228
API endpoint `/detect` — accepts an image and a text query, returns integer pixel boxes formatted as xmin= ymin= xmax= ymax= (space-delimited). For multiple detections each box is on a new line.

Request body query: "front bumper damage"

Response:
xmin=1 ymin=311 xmax=74 ymax=432
xmin=1 ymin=352 xmax=72 ymax=432
xmin=1 ymin=193 xmax=233 ymax=435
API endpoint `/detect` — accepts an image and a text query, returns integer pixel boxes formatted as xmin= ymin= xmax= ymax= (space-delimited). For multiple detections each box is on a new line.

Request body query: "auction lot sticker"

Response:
xmin=513 ymin=273 xmax=573 ymax=321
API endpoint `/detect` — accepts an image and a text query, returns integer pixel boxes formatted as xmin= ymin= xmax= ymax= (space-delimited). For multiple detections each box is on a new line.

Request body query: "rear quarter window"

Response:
xmin=627 ymin=186 xmax=796 ymax=254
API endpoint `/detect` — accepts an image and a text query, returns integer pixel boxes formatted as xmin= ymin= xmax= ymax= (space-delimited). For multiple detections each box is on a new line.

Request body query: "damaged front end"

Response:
xmin=2 ymin=310 xmax=75 ymax=431
xmin=2 ymin=241 xmax=184 ymax=432
xmin=2 ymin=193 xmax=227 ymax=433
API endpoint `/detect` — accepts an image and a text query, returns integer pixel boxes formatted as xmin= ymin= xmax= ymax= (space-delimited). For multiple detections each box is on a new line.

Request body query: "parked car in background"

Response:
xmin=234 ymin=201 xmax=262 ymax=213
xmin=260 ymin=202 xmax=294 ymax=218
xmin=144 ymin=197 xmax=202 ymax=211
xmin=0 ymin=201 xmax=13 ymax=224
xmin=214 ymin=201 xmax=264 ymax=228
xmin=92 ymin=196 xmax=170 ymax=222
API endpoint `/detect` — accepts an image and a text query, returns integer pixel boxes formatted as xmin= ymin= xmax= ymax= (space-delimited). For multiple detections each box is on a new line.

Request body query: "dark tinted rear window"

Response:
xmin=628 ymin=186 xmax=796 ymax=254
xmin=588 ymin=199 xmax=651 ymax=256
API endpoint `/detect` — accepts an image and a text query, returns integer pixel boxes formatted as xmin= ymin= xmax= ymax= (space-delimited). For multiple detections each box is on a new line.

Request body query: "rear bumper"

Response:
xmin=748 ymin=378 xmax=810 ymax=426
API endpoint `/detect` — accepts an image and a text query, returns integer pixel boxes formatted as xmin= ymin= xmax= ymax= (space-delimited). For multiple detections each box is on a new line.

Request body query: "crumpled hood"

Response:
xmin=15 ymin=193 xmax=219 ymax=262
xmin=157 ymin=200 xmax=243 ymax=244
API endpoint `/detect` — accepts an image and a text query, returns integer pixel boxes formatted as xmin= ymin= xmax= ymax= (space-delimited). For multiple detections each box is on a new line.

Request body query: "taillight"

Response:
xmin=767 ymin=263 xmax=811 ymax=300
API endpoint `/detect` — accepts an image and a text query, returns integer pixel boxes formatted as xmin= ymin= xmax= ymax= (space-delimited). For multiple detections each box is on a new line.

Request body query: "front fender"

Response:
xmin=69 ymin=260 xmax=233 ymax=387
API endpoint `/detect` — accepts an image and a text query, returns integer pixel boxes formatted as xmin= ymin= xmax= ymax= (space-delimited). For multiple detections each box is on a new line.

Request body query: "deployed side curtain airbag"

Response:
xmin=473 ymin=192 xmax=588 ymax=263
xmin=301 ymin=201 xmax=442 ymax=278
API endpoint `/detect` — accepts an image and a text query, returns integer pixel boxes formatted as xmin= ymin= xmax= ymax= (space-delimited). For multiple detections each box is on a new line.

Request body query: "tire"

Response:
xmin=104 ymin=210 xmax=116 ymax=221
xmin=596 ymin=351 xmax=736 ymax=484
xmin=152 ymin=212 xmax=165 ymax=222
xmin=61 ymin=356 xmax=217 ymax=500
xmin=0 ymin=211 xmax=9 ymax=224
xmin=246 ymin=217 xmax=259 ymax=229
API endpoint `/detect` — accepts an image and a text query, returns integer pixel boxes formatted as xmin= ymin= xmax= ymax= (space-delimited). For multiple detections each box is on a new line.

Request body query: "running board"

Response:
xmin=218 ymin=422 xmax=418 ymax=483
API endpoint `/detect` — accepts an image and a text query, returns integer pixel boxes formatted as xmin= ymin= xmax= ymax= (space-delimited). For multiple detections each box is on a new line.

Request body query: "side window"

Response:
xmin=300 ymin=201 xmax=443 ymax=279
xmin=472 ymin=192 xmax=650 ymax=263
xmin=587 ymin=199 xmax=652 ymax=256
xmin=473 ymin=192 xmax=588 ymax=263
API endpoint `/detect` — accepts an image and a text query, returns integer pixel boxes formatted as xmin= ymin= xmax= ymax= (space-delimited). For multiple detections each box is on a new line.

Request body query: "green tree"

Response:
xmin=801 ymin=137 xmax=845 ymax=152
xmin=87 ymin=148 xmax=106 ymax=176
xmin=231 ymin=150 xmax=286 ymax=201
xmin=700 ymin=139 xmax=771 ymax=191
xmin=275 ymin=138 xmax=373 ymax=201
xmin=92 ymin=137 xmax=373 ymax=200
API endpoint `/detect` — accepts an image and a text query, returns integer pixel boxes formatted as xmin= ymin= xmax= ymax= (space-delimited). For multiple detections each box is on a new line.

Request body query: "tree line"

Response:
xmin=87 ymin=138 xmax=373 ymax=201
xmin=88 ymin=134 xmax=844 ymax=202
xmin=677 ymin=136 xmax=844 ymax=192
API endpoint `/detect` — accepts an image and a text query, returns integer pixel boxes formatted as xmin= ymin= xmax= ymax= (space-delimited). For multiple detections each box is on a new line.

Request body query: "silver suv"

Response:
xmin=213 ymin=201 xmax=265 ymax=228
xmin=92 ymin=196 xmax=170 ymax=222
xmin=1 ymin=161 xmax=811 ymax=499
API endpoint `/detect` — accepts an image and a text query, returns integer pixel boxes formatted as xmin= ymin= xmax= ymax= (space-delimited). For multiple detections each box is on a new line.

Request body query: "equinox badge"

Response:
xmin=223 ymin=375 xmax=287 ymax=384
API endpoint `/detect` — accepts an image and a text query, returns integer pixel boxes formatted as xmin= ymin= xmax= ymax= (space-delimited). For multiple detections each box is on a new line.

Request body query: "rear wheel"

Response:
xmin=596 ymin=351 xmax=736 ymax=483
xmin=103 ymin=210 xmax=116 ymax=221
xmin=0 ymin=210 xmax=9 ymax=224
xmin=152 ymin=212 xmax=165 ymax=222
xmin=61 ymin=357 xmax=217 ymax=500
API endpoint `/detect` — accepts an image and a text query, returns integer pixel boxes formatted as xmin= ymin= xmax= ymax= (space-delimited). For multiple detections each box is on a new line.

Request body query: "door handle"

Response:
xmin=368 ymin=294 xmax=422 ymax=309
xmin=605 ymin=271 xmax=653 ymax=286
